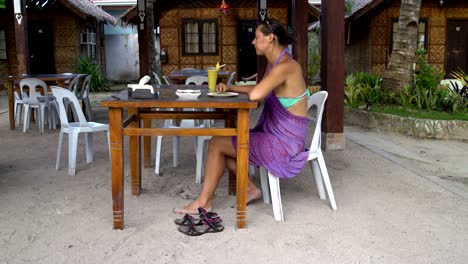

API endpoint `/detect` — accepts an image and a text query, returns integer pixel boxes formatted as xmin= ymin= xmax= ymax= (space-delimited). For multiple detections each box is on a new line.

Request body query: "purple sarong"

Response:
xmin=232 ymin=91 xmax=309 ymax=178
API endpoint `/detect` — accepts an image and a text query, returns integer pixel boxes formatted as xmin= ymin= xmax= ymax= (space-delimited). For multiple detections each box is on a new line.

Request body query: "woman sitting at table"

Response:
xmin=176 ymin=18 xmax=311 ymax=214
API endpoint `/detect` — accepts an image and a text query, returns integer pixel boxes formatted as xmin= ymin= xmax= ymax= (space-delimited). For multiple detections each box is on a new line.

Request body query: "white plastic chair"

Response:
xmin=20 ymin=78 xmax=57 ymax=133
xmin=139 ymin=75 xmax=151 ymax=85
xmin=51 ymin=86 xmax=110 ymax=175
xmin=77 ymin=75 xmax=93 ymax=121
xmin=259 ymin=91 xmax=337 ymax=221
xmin=153 ymin=72 xmax=163 ymax=85
xmin=227 ymin=71 xmax=237 ymax=85
xmin=14 ymin=90 xmax=25 ymax=126
xmin=162 ymin=75 xmax=173 ymax=85
xmin=185 ymin=75 xmax=208 ymax=85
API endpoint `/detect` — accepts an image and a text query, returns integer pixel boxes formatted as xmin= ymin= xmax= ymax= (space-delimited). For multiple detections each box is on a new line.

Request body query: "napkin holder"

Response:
xmin=127 ymin=84 xmax=158 ymax=99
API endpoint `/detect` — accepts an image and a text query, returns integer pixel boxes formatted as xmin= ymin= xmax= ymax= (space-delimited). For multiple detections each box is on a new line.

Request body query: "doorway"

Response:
xmin=445 ymin=20 xmax=468 ymax=77
xmin=28 ymin=22 xmax=55 ymax=74
xmin=237 ymin=20 xmax=257 ymax=81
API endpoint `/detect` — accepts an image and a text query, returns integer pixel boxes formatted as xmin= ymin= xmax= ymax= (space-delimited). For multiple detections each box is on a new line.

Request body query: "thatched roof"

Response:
xmin=59 ymin=0 xmax=117 ymax=25
xmin=118 ymin=2 xmax=320 ymax=26
xmin=347 ymin=0 xmax=383 ymax=21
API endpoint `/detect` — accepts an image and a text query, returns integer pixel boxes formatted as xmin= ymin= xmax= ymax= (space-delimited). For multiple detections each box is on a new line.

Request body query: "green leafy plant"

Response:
xmin=76 ymin=56 xmax=110 ymax=93
xmin=344 ymin=72 xmax=382 ymax=108
xmin=393 ymin=85 xmax=414 ymax=108
xmin=308 ymin=31 xmax=321 ymax=85
xmin=344 ymin=74 xmax=364 ymax=108
xmin=413 ymin=50 xmax=444 ymax=110
xmin=449 ymin=70 xmax=468 ymax=106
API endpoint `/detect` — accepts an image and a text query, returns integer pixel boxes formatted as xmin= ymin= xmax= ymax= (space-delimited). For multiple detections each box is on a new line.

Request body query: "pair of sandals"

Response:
xmin=175 ymin=207 xmax=224 ymax=236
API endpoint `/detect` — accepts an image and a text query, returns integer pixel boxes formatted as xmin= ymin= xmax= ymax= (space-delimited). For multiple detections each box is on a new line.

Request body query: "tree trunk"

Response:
xmin=381 ymin=0 xmax=422 ymax=92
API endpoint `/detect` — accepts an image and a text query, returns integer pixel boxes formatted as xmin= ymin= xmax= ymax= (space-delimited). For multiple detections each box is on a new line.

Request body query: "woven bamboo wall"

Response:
xmin=0 ymin=10 xmax=16 ymax=76
xmin=160 ymin=7 xmax=287 ymax=76
xmin=369 ymin=1 xmax=468 ymax=74
xmin=54 ymin=13 xmax=80 ymax=74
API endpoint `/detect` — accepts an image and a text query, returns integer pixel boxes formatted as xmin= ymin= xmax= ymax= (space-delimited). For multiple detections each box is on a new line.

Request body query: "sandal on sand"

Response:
xmin=174 ymin=213 xmax=222 ymax=226
xmin=178 ymin=216 xmax=224 ymax=236
xmin=174 ymin=208 xmax=222 ymax=226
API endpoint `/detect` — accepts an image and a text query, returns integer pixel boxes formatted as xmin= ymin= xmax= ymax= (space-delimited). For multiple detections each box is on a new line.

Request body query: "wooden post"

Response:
xmin=292 ymin=0 xmax=309 ymax=80
xmin=14 ymin=0 xmax=30 ymax=74
xmin=256 ymin=0 xmax=268 ymax=81
xmin=137 ymin=0 xmax=154 ymax=77
xmin=321 ymin=0 xmax=345 ymax=150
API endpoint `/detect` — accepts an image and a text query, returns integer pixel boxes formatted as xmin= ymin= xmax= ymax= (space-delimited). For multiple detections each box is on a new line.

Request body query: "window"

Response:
xmin=182 ymin=19 xmax=218 ymax=55
xmin=391 ymin=19 xmax=428 ymax=51
xmin=0 ymin=29 xmax=6 ymax=60
xmin=80 ymin=27 xmax=96 ymax=60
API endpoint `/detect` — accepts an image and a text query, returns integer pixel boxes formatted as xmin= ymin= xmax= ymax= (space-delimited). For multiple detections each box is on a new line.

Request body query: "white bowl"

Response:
xmin=175 ymin=91 xmax=201 ymax=99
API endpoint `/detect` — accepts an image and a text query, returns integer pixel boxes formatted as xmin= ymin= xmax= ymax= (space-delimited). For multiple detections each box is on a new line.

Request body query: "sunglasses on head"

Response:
xmin=265 ymin=19 xmax=273 ymax=33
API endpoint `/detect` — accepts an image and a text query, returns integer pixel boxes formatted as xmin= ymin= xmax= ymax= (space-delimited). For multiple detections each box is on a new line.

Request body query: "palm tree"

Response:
xmin=381 ymin=0 xmax=422 ymax=92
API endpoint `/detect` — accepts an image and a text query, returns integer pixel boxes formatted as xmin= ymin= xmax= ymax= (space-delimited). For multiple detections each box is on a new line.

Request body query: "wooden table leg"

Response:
xmin=109 ymin=107 xmax=124 ymax=230
xmin=7 ymin=80 xmax=15 ymax=130
xmin=226 ymin=110 xmax=237 ymax=195
xmin=57 ymin=80 xmax=65 ymax=88
xmin=143 ymin=119 xmax=152 ymax=168
xmin=236 ymin=109 xmax=250 ymax=229
xmin=129 ymin=108 xmax=141 ymax=196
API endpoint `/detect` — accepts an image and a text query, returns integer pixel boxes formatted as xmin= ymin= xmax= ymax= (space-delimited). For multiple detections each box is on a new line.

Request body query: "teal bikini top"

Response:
xmin=278 ymin=89 xmax=311 ymax=109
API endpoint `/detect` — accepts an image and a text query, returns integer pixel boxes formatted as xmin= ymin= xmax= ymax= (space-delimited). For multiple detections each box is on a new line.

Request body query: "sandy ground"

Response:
xmin=0 ymin=92 xmax=468 ymax=264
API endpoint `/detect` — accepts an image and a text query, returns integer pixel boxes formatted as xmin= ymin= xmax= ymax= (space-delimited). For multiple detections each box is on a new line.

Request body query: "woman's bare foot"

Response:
xmin=247 ymin=185 xmax=263 ymax=205
xmin=174 ymin=199 xmax=212 ymax=215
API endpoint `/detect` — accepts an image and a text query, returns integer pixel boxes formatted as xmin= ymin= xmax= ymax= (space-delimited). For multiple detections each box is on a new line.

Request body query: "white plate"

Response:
xmin=207 ymin=92 xmax=239 ymax=97
xmin=175 ymin=92 xmax=201 ymax=99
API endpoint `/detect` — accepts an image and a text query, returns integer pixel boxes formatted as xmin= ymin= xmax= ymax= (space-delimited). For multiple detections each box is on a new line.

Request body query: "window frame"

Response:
xmin=0 ymin=28 xmax=7 ymax=60
xmin=182 ymin=18 xmax=219 ymax=56
xmin=390 ymin=18 xmax=428 ymax=52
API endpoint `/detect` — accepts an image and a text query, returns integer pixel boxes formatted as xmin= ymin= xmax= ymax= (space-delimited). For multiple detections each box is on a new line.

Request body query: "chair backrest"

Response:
xmin=139 ymin=75 xmax=151 ymax=85
xmin=185 ymin=75 xmax=208 ymax=85
xmin=153 ymin=72 xmax=162 ymax=85
xmin=162 ymin=75 xmax=173 ymax=85
xmin=51 ymin=86 xmax=88 ymax=127
xmin=227 ymin=71 xmax=236 ymax=85
xmin=79 ymin=75 xmax=92 ymax=99
xmin=68 ymin=74 xmax=87 ymax=95
xmin=19 ymin=78 xmax=48 ymax=104
xmin=307 ymin=91 xmax=328 ymax=152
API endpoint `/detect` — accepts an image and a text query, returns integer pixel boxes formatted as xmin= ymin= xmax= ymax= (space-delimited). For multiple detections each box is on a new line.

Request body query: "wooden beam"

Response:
xmin=138 ymin=0 xmax=153 ymax=77
xmin=292 ymin=0 xmax=309 ymax=80
xmin=321 ymin=0 xmax=345 ymax=149
xmin=14 ymin=0 xmax=30 ymax=74
xmin=256 ymin=0 xmax=267 ymax=82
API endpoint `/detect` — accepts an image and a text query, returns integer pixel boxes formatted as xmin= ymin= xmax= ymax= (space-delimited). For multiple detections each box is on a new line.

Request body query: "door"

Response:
xmin=445 ymin=20 xmax=468 ymax=77
xmin=28 ymin=22 xmax=55 ymax=74
xmin=237 ymin=20 xmax=257 ymax=81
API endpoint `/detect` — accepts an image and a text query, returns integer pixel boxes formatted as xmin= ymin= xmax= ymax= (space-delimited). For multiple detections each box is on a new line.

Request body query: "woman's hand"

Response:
xmin=216 ymin=83 xmax=229 ymax=93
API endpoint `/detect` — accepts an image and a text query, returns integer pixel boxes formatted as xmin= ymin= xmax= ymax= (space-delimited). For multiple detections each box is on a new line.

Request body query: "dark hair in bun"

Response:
xmin=258 ymin=18 xmax=293 ymax=46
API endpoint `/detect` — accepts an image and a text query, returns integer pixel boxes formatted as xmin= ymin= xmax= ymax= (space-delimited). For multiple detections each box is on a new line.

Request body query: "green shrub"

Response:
xmin=76 ymin=56 xmax=110 ymax=92
xmin=413 ymin=49 xmax=444 ymax=110
xmin=308 ymin=31 xmax=321 ymax=85
xmin=344 ymin=72 xmax=382 ymax=108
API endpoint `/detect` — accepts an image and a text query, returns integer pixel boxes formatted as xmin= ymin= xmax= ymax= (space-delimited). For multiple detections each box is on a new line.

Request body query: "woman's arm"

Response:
xmin=216 ymin=83 xmax=255 ymax=94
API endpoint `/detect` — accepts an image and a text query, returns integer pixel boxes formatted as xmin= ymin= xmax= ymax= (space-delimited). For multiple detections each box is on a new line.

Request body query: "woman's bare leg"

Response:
xmin=225 ymin=158 xmax=262 ymax=204
xmin=178 ymin=136 xmax=236 ymax=213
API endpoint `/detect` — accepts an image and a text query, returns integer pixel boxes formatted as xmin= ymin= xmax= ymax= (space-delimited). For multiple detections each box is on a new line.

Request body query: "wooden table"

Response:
xmin=101 ymin=87 xmax=258 ymax=230
xmin=0 ymin=74 xmax=76 ymax=130
xmin=169 ymin=69 xmax=230 ymax=84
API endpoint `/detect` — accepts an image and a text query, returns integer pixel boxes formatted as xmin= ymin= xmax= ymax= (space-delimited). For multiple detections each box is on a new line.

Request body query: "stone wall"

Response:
xmin=345 ymin=108 xmax=468 ymax=141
